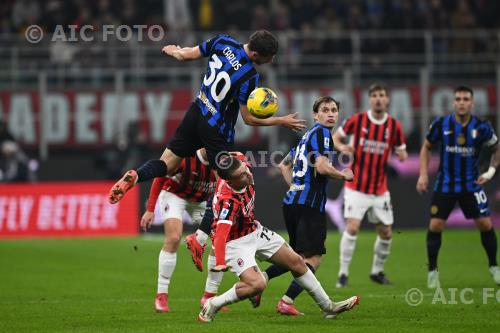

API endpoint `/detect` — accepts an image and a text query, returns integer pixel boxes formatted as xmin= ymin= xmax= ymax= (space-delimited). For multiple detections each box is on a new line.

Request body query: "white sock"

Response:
xmin=195 ymin=229 xmax=209 ymax=246
xmin=371 ymin=236 xmax=392 ymax=275
xmin=339 ymin=231 xmax=357 ymax=276
xmin=157 ymin=250 xmax=177 ymax=293
xmin=210 ymin=285 xmax=240 ymax=308
xmin=205 ymin=255 xmax=223 ymax=293
xmin=294 ymin=269 xmax=332 ymax=311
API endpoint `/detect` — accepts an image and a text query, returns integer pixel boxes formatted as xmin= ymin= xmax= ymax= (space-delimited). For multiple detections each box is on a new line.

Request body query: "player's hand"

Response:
xmin=416 ymin=175 xmax=428 ymax=194
xmin=211 ymin=264 xmax=230 ymax=272
xmin=140 ymin=211 xmax=154 ymax=231
xmin=341 ymin=168 xmax=354 ymax=181
xmin=475 ymin=175 xmax=490 ymax=185
xmin=162 ymin=45 xmax=181 ymax=57
xmin=395 ymin=149 xmax=408 ymax=162
xmin=338 ymin=144 xmax=355 ymax=154
xmin=280 ymin=113 xmax=307 ymax=132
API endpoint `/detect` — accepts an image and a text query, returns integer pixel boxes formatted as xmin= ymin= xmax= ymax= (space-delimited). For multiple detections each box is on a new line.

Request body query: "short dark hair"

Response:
xmin=454 ymin=86 xmax=474 ymax=97
xmin=313 ymin=96 xmax=340 ymax=113
xmin=248 ymin=30 xmax=279 ymax=57
xmin=368 ymin=83 xmax=388 ymax=96
xmin=217 ymin=156 xmax=242 ymax=180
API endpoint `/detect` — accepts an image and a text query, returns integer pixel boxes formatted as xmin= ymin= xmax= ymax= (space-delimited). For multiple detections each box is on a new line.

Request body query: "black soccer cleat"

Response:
xmin=370 ymin=271 xmax=391 ymax=285
xmin=336 ymin=274 xmax=348 ymax=288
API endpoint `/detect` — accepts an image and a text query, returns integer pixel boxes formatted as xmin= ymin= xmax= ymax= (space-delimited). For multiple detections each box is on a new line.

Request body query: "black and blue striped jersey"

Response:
xmin=426 ymin=114 xmax=498 ymax=194
xmin=283 ymin=123 xmax=335 ymax=213
xmin=197 ymin=34 xmax=259 ymax=143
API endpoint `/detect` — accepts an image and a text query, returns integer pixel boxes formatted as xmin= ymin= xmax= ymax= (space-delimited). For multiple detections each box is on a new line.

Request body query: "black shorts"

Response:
xmin=167 ymin=102 xmax=232 ymax=168
xmin=430 ymin=190 xmax=490 ymax=220
xmin=282 ymin=204 xmax=326 ymax=256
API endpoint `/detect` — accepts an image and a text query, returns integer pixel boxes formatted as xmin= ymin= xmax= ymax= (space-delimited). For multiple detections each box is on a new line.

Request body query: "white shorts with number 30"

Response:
xmin=344 ymin=188 xmax=394 ymax=225
xmin=153 ymin=190 xmax=207 ymax=226
xmin=225 ymin=223 xmax=286 ymax=276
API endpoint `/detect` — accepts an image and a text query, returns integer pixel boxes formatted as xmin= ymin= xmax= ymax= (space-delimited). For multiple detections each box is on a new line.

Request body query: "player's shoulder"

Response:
xmin=472 ymin=115 xmax=493 ymax=129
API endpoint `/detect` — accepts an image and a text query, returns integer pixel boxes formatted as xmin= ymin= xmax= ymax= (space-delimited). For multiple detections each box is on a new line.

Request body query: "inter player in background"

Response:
xmin=332 ymin=84 xmax=408 ymax=288
xmin=259 ymin=96 xmax=353 ymax=315
xmin=140 ymin=149 xmax=222 ymax=312
xmin=198 ymin=156 xmax=359 ymax=322
xmin=417 ymin=86 xmax=500 ymax=288
xmin=108 ymin=30 xmax=306 ymax=204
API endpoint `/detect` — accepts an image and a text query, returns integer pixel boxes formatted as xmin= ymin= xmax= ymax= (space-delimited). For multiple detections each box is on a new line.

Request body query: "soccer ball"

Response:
xmin=247 ymin=87 xmax=279 ymax=119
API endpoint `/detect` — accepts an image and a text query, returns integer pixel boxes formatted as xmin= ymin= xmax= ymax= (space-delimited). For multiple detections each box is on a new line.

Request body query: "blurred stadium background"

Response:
xmin=1 ymin=1 xmax=500 ymax=332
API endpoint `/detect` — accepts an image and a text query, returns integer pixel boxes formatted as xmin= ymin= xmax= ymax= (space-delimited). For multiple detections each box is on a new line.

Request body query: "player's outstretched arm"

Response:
xmin=416 ymin=139 xmax=432 ymax=193
xmin=316 ymin=155 xmax=353 ymax=181
xmin=239 ymin=104 xmax=306 ymax=132
xmin=475 ymin=144 xmax=499 ymax=185
xmin=161 ymin=45 xmax=202 ymax=61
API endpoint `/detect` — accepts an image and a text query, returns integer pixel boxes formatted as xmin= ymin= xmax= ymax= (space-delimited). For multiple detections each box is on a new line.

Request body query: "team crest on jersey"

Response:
xmin=384 ymin=128 xmax=390 ymax=140
xmin=237 ymin=258 xmax=244 ymax=267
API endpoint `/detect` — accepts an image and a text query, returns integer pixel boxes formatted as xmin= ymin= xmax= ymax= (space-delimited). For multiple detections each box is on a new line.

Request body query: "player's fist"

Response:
xmin=341 ymin=168 xmax=354 ymax=181
xmin=211 ymin=264 xmax=230 ymax=272
xmin=140 ymin=211 xmax=154 ymax=231
xmin=416 ymin=175 xmax=428 ymax=194
xmin=395 ymin=149 xmax=408 ymax=162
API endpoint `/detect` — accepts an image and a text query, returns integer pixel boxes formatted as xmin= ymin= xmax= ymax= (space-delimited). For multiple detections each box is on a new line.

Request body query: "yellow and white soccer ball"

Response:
xmin=247 ymin=87 xmax=279 ymax=119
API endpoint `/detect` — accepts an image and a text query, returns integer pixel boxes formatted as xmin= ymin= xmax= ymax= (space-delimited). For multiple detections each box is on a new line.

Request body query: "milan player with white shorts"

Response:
xmin=197 ymin=155 xmax=359 ymax=322
xmin=332 ymin=84 xmax=408 ymax=287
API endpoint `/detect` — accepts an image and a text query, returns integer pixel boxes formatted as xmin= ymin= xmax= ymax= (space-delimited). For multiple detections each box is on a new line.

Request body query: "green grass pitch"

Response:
xmin=1 ymin=230 xmax=499 ymax=333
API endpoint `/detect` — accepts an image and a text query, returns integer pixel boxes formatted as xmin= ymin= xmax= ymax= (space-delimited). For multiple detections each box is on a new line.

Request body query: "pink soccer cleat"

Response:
xmin=185 ymin=233 xmax=206 ymax=271
xmin=155 ymin=293 xmax=170 ymax=313
xmin=108 ymin=170 xmax=138 ymax=204
xmin=276 ymin=299 xmax=304 ymax=316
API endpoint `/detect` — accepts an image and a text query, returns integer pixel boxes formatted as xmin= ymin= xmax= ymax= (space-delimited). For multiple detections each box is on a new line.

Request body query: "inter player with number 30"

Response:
xmin=108 ymin=30 xmax=306 ymax=204
xmin=417 ymin=86 xmax=500 ymax=288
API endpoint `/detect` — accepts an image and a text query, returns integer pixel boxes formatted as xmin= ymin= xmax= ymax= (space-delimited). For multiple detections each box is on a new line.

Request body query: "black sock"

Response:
xmin=427 ymin=230 xmax=442 ymax=271
xmin=480 ymin=228 xmax=498 ymax=267
xmin=199 ymin=198 xmax=214 ymax=235
xmin=136 ymin=160 xmax=167 ymax=183
xmin=265 ymin=264 xmax=289 ymax=281
xmin=284 ymin=263 xmax=316 ymax=301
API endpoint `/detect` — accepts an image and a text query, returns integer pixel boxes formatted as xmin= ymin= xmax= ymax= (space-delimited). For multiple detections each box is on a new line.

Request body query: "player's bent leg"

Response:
xmin=427 ymin=218 xmax=445 ymax=288
xmin=370 ymin=224 xmax=392 ymax=285
xmin=474 ymin=217 xmax=500 ymax=284
xmin=200 ymin=248 xmax=230 ymax=313
xmin=159 ymin=148 xmax=184 ymax=177
xmin=155 ymin=218 xmax=183 ymax=313
xmin=198 ymin=267 xmax=266 ymax=322
xmin=185 ymin=196 xmax=213 ymax=271
xmin=337 ymin=218 xmax=361 ymax=288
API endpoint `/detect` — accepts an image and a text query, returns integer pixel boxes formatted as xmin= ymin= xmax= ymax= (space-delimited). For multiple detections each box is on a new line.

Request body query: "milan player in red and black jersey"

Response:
xmin=198 ymin=155 xmax=360 ymax=322
xmin=332 ymin=84 xmax=408 ymax=288
xmin=140 ymin=149 xmax=219 ymax=313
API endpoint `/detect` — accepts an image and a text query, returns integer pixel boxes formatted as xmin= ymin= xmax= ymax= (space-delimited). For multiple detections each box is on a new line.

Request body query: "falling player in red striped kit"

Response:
xmin=198 ymin=155 xmax=360 ymax=322
xmin=332 ymin=83 xmax=408 ymax=287
xmin=140 ymin=149 xmax=220 ymax=313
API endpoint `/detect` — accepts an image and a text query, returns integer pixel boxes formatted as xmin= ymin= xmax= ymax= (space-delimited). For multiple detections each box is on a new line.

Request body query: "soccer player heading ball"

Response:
xmin=417 ymin=86 xmax=500 ymax=287
xmin=108 ymin=30 xmax=306 ymax=204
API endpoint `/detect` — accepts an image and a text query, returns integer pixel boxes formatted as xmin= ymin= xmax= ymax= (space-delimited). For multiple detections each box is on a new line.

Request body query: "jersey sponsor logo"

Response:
xmin=222 ymin=47 xmax=242 ymax=71
xmin=198 ymin=91 xmax=218 ymax=115
xmin=359 ymin=138 xmax=389 ymax=155
xmin=445 ymin=145 xmax=475 ymax=156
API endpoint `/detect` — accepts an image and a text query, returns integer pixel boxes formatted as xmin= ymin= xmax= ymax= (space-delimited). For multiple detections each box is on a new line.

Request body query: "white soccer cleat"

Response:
xmin=198 ymin=297 xmax=220 ymax=322
xmin=427 ymin=270 xmax=440 ymax=289
xmin=322 ymin=296 xmax=360 ymax=319
xmin=489 ymin=266 xmax=500 ymax=285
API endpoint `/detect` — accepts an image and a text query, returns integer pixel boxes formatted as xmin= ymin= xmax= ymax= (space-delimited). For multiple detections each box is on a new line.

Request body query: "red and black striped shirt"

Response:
xmin=340 ymin=110 xmax=406 ymax=195
xmin=211 ymin=178 xmax=257 ymax=242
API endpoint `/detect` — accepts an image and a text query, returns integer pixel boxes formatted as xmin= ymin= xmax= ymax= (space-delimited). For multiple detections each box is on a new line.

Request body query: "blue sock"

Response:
xmin=136 ymin=160 xmax=167 ymax=182
xmin=265 ymin=264 xmax=289 ymax=281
